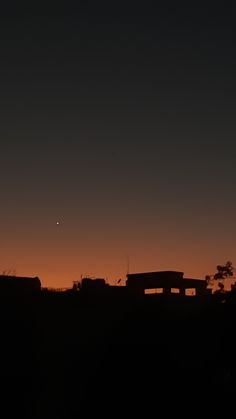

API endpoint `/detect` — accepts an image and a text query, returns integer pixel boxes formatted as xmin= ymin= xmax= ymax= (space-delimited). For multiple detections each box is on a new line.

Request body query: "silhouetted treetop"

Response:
xmin=213 ymin=261 xmax=234 ymax=280
xmin=205 ymin=261 xmax=235 ymax=292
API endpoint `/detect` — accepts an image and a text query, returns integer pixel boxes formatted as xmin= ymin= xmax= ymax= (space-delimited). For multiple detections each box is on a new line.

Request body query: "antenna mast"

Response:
xmin=126 ymin=254 xmax=130 ymax=275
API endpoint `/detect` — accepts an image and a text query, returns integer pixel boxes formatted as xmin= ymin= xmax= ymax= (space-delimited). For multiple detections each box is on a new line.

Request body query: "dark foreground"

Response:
xmin=0 ymin=292 xmax=235 ymax=417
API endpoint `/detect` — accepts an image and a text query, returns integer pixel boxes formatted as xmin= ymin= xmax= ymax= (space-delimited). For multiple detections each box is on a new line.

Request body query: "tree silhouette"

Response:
xmin=213 ymin=261 xmax=234 ymax=280
xmin=205 ymin=261 xmax=234 ymax=291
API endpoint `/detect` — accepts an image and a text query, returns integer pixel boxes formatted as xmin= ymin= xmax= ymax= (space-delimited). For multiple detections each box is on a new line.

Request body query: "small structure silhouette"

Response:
xmin=0 ymin=275 xmax=41 ymax=295
xmin=79 ymin=277 xmax=106 ymax=289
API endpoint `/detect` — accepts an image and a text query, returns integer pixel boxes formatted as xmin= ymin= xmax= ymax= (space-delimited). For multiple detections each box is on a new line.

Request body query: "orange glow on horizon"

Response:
xmin=1 ymin=212 xmax=235 ymax=289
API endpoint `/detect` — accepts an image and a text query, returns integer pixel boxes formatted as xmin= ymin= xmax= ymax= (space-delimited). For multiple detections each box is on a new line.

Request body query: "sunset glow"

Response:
xmin=0 ymin=3 xmax=235 ymax=290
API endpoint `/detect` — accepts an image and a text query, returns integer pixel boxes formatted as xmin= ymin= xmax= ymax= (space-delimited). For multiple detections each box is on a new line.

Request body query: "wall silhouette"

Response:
xmin=0 ymin=271 xmax=235 ymax=417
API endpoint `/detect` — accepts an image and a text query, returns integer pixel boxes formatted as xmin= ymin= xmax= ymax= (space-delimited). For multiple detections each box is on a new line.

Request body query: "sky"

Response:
xmin=0 ymin=1 xmax=235 ymax=288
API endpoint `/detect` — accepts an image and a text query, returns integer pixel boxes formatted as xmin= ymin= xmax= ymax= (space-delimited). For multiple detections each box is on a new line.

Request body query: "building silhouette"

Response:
xmin=0 ymin=275 xmax=41 ymax=295
xmin=126 ymin=270 xmax=210 ymax=296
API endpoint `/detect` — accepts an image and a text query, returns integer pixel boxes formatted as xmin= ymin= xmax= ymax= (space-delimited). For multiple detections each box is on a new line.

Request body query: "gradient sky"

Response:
xmin=0 ymin=2 xmax=235 ymax=288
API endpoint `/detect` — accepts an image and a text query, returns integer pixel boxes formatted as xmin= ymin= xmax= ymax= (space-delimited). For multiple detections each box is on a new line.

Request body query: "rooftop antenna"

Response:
xmin=126 ymin=254 xmax=130 ymax=276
